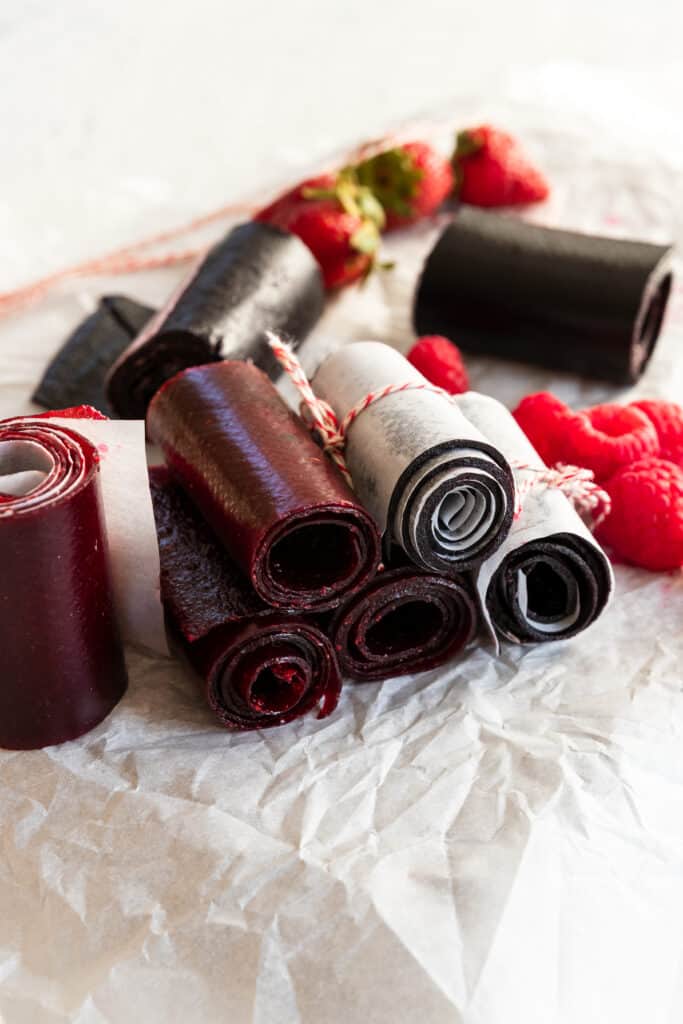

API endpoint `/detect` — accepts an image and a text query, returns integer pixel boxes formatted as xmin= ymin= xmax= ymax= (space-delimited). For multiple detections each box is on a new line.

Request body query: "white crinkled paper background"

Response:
xmin=1 ymin=70 xmax=683 ymax=1023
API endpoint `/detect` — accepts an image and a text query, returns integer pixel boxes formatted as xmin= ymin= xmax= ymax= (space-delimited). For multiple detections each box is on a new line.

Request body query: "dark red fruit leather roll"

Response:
xmin=147 ymin=360 xmax=381 ymax=612
xmin=0 ymin=417 xmax=127 ymax=750
xmin=150 ymin=467 xmax=341 ymax=730
xmin=107 ymin=221 xmax=325 ymax=418
xmin=414 ymin=207 xmax=674 ymax=385
xmin=327 ymin=562 xmax=478 ymax=682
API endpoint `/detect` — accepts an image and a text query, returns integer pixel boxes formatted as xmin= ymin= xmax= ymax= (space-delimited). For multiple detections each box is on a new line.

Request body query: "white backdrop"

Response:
xmin=2 ymin=4 xmax=683 ymax=1024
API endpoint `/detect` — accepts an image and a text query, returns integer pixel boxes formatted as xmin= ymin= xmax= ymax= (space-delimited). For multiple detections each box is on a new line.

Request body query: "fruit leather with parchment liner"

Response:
xmin=150 ymin=467 xmax=341 ymax=729
xmin=325 ymin=558 xmax=478 ymax=682
xmin=147 ymin=360 xmax=381 ymax=612
xmin=414 ymin=206 xmax=674 ymax=385
xmin=313 ymin=341 xmax=515 ymax=574
xmin=107 ymin=221 xmax=325 ymax=418
xmin=33 ymin=294 xmax=155 ymax=416
xmin=454 ymin=391 xmax=614 ymax=645
xmin=0 ymin=411 xmax=127 ymax=749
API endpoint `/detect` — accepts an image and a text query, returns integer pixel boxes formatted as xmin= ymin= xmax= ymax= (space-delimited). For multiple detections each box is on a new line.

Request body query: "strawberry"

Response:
xmin=255 ymin=169 xmax=386 ymax=290
xmin=452 ymin=125 xmax=549 ymax=207
xmin=354 ymin=142 xmax=454 ymax=229
xmin=255 ymin=173 xmax=337 ymax=225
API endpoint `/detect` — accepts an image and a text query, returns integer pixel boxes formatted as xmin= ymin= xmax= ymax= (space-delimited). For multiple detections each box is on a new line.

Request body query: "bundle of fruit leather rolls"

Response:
xmin=454 ymin=392 xmax=614 ymax=644
xmin=0 ymin=410 xmax=129 ymax=749
xmin=414 ymin=207 xmax=675 ymax=385
xmin=150 ymin=468 xmax=341 ymax=729
xmin=107 ymin=221 xmax=325 ymax=418
xmin=312 ymin=341 xmax=515 ymax=573
xmin=326 ymin=557 xmax=478 ymax=682
xmin=33 ymin=295 xmax=155 ymax=416
xmin=147 ymin=360 xmax=381 ymax=611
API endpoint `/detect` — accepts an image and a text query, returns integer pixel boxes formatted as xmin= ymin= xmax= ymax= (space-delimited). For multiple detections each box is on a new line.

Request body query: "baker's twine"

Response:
xmin=0 ymin=122 xmax=448 ymax=319
xmin=266 ymin=332 xmax=612 ymax=528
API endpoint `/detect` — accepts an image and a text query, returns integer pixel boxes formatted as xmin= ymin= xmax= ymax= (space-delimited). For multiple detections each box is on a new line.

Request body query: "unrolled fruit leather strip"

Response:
xmin=106 ymin=221 xmax=325 ymax=418
xmin=150 ymin=467 xmax=341 ymax=730
xmin=414 ymin=207 xmax=674 ymax=385
xmin=454 ymin=391 xmax=614 ymax=644
xmin=33 ymin=295 xmax=155 ymax=416
xmin=0 ymin=416 xmax=127 ymax=749
xmin=327 ymin=560 xmax=478 ymax=682
xmin=147 ymin=360 xmax=381 ymax=611
xmin=312 ymin=341 xmax=515 ymax=573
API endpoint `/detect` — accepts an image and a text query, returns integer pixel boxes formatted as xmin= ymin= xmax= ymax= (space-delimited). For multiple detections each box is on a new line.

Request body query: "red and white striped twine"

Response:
xmin=267 ymin=333 xmax=612 ymax=528
xmin=267 ymin=332 xmax=456 ymax=490
xmin=513 ymin=462 xmax=612 ymax=526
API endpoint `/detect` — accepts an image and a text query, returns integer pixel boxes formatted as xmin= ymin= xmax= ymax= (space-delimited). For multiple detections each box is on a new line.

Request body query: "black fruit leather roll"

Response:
xmin=414 ymin=207 xmax=674 ymax=384
xmin=107 ymin=221 xmax=325 ymax=418
xmin=33 ymin=295 xmax=155 ymax=416
xmin=150 ymin=467 xmax=341 ymax=730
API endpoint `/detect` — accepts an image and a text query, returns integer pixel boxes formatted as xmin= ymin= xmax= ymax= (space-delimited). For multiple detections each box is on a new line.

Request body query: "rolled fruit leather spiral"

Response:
xmin=326 ymin=556 xmax=479 ymax=682
xmin=107 ymin=221 xmax=325 ymax=418
xmin=0 ymin=413 xmax=127 ymax=749
xmin=312 ymin=341 xmax=515 ymax=574
xmin=454 ymin=391 xmax=614 ymax=644
xmin=414 ymin=206 xmax=675 ymax=384
xmin=150 ymin=468 xmax=341 ymax=729
xmin=147 ymin=360 xmax=381 ymax=612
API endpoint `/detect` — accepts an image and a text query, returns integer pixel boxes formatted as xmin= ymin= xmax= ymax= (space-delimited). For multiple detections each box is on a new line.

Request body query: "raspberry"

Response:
xmin=631 ymin=399 xmax=683 ymax=468
xmin=597 ymin=457 xmax=683 ymax=571
xmin=407 ymin=335 xmax=469 ymax=394
xmin=512 ymin=391 xmax=572 ymax=465
xmin=33 ymin=405 xmax=108 ymax=421
xmin=563 ymin=403 xmax=660 ymax=482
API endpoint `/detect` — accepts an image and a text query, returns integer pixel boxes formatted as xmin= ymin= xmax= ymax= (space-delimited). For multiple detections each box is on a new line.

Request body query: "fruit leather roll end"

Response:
xmin=454 ymin=391 xmax=614 ymax=645
xmin=327 ymin=559 xmax=478 ymax=682
xmin=0 ymin=418 xmax=127 ymax=749
xmin=414 ymin=207 xmax=675 ymax=384
xmin=147 ymin=360 xmax=381 ymax=611
xmin=150 ymin=468 xmax=341 ymax=729
xmin=107 ymin=221 xmax=325 ymax=418
xmin=33 ymin=295 xmax=155 ymax=416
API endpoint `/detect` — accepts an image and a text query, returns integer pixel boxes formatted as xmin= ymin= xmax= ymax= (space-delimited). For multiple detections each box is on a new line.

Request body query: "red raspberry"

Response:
xmin=407 ymin=335 xmax=469 ymax=394
xmin=597 ymin=456 xmax=683 ymax=571
xmin=512 ymin=391 xmax=573 ymax=465
xmin=33 ymin=405 xmax=108 ymax=421
xmin=631 ymin=399 xmax=683 ymax=468
xmin=563 ymin=403 xmax=660 ymax=481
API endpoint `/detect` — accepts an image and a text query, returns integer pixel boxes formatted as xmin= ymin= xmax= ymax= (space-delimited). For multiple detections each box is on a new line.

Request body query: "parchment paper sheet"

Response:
xmin=1 ymin=73 xmax=683 ymax=1024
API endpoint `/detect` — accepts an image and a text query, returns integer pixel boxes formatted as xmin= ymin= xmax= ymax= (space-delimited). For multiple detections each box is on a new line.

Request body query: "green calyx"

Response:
xmin=354 ymin=147 xmax=423 ymax=218
xmin=303 ymin=167 xmax=386 ymax=257
xmin=452 ymin=129 xmax=483 ymax=193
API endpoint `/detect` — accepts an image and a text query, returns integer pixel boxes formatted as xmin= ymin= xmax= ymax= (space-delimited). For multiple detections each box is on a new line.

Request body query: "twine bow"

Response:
xmin=266 ymin=332 xmax=612 ymax=528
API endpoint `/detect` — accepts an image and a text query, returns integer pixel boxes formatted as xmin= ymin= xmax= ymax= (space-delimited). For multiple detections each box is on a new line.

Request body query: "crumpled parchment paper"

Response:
xmin=1 ymin=74 xmax=683 ymax=1024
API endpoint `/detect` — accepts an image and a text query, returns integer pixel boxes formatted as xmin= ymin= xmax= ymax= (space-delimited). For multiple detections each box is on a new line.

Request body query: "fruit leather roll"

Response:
xmin=107 ymin=221 xmax=325 ymax=418
xmin=454 ymin=392 xmax=614 ymax=644
xmin=150 ymin=467 xmax=341 ymax=729
xmin=147 ymin=360 xmax=381 ymax=611
xmin=0 ymin=416 xmax=128 ymax=749
xmin=327 ymin=561 xmax=478 ymax=682
xmin=414 ymin=207 xmax=675 ymax=384
xmin=312 ymin=341 xmax=515 ymax=573
xmin=33 ymin=295 xmax=155 ymax=416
